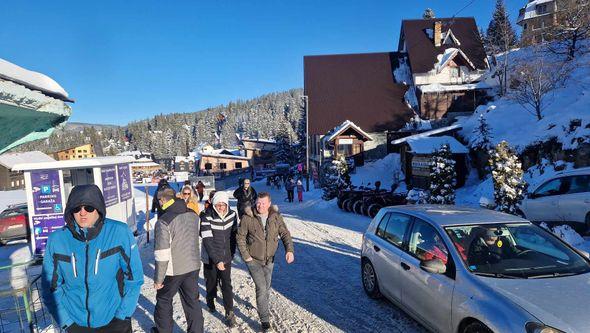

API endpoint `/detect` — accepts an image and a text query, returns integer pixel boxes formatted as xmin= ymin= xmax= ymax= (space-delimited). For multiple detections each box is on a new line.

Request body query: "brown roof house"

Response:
xmin=304 ymin=52 xmax=414 ymax=171
xmin=397 ymin=17 xmax=492 ymax=119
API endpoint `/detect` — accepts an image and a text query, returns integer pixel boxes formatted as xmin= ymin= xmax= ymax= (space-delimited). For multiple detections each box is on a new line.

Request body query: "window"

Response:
xmin=235 ymin=162 xmax=243 ymax=169
xmin=204 ymin=163 xmax=212 ymax=170
xmin=220 ymin=163 xmax=227 ymax=170
xmin=337 ymin=144 xmax=353 ymax=156
xmin=567 ymin=175 xmax=590 ymax=194
xmin=383 ymin=214 xmax=412 ymax=247
xmin=536 ymin=4 xmax=548 ymax=14
xmin=450 ymin=66 xmax=460 ymax=79
xmin=534 ymin=178 xmax=570 ymax=197
xmin=376 ymin=213 xmax=390 ymax=238
xmin=408 ymin=219 xmax=449 ymax=265
xmin=523 ymin=23 xmax=528 ymax=30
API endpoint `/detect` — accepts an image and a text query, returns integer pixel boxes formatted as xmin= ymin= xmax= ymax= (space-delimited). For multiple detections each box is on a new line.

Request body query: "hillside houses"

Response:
xmin=304 ymin=14 xmax=491 ymax=173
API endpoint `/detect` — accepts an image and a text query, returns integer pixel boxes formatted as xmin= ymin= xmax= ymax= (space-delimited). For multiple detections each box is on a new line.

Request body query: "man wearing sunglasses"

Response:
xmin=41 ymin=184 xmax=143 ymax=333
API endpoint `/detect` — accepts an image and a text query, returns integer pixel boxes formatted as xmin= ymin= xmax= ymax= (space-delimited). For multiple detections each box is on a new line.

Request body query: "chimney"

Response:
xmin=434 ymin=21 xmax=442 ymax=47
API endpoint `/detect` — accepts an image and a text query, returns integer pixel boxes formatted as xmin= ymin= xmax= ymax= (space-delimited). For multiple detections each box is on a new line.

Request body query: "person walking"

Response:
xmin=195 ymin=181 xmax=205 ymax=202
xmin=179 ymin=185 xmax=200 ymax=215
xmin=296 ymin=179 xmax=304 ymax=203
xmin=41 ymin=184 xmax=143 ymax=333
xmin=151 ymin=179 xmax=171 ymax=217
xmin=152 ymin=188 xmax=203 ymax=333
xmin=200 ymin=192 xmax=238 ymax=327
xmin=237 ymin=192 xmax=294 ymax=331
xmin=233 ymin=178 xmax=257 ymax=218
xmin=285 ymin=178 xmax=295 ymax=203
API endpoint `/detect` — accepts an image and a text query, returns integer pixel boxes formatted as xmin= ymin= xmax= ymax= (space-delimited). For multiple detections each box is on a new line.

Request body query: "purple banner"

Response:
xmin=101 ymin=166 xmax=119 ymax=207
xmin=31 ymin=170 xmax=63 ymax=215
xmin=117 ymin=164 xmax=132 ymax=201
xmin=32 ymin=214 xmax=65 ymax=255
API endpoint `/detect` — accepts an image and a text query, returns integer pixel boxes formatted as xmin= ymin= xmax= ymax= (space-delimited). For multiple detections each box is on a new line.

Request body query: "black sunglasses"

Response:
xmin=72 ymin=205 xmax=96 ymax=213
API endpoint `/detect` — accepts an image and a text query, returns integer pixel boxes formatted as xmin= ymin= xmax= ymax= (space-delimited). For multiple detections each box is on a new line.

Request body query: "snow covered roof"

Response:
xmin=323 ymin=120 xmax=373 ymax=143
xmin=406 ymin=136 xmax=468 ymax=154
xmin=0 ymin=151 xmax=54 ymax=169
xmin=0 ymin=58 xmax=71 ymax=102
xmin=241 ymin=138 xmax=276 ymax=144
xmin=212 ymin=149 xmax=241 ymax=156
xmin=200 ymin=152 xmax=250 ymax=160
xmin=130 ymin=161 xmax=161 ymax=168
xmin=441 ymin=29 xmax=461 ymax=46
xmin=518 ymin=0 xmax=554 ymax=23
xmin=175 ymin=156 xmax=193 ymax=163
xmin=391 ymin=124 xmax=463 ymax=144
xmin=435 ymin=48 xmax=475 ymax=73
xmin=12 ymin=156 xmax=134 ymax=171
xmin=418 ymin=82 xmax=493 ymax=93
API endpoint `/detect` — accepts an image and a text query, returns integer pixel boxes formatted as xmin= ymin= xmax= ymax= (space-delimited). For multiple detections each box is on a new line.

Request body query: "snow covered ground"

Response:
xmin=133 ymin=183 xmax=425 ymax=332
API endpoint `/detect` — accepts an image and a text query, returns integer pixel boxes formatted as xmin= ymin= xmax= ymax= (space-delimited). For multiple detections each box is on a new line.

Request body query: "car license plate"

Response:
xmin=7 ymin=225 xmax=22 ymax=230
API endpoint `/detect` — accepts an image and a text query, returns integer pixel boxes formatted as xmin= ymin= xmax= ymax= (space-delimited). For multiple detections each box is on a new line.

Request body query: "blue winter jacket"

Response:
xmin=41 ymin=184 xmax=144 ymax=329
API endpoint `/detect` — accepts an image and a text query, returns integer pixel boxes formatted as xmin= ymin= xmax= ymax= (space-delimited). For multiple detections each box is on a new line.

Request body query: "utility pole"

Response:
xmin=303 ymin=95 xmax=310 ymax=191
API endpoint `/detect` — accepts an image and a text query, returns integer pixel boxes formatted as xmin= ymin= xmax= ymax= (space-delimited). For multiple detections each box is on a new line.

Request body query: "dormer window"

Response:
xmin=442 ymin=29 xmax=461 ymax=46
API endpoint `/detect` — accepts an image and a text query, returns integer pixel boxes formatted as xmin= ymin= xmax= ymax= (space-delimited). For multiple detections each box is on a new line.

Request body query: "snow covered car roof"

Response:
xmin=380 ymin=205 xmax=528 ymax=227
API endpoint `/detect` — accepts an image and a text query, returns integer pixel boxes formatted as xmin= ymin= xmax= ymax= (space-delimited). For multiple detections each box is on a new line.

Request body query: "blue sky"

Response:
xmin=0 ymin=1 xmax=522 ymax=125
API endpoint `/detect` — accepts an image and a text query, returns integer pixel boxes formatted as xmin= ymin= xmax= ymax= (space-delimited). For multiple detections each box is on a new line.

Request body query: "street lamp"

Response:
xmin=302 ymin=95 xmax=310 ymax=191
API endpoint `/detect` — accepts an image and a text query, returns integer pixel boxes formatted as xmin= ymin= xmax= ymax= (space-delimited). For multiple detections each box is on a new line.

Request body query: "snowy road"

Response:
xmin=133 ymin=183 xmax=426 ymax=332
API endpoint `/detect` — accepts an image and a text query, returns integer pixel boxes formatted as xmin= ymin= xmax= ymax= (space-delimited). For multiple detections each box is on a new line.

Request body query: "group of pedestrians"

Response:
xmin=41 ymin=178 xmax=294 ymax=333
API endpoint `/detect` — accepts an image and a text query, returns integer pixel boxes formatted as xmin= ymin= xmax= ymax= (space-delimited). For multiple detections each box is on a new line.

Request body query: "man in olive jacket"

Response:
xmin=236 ymin=192 xmax=294 ymax=331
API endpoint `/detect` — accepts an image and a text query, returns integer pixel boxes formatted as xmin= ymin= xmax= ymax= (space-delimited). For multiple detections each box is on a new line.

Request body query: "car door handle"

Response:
xmin=401 ymin=262 xmax=410 ymax=271
xmin=373 ymin=245 xmax=381 ymax=252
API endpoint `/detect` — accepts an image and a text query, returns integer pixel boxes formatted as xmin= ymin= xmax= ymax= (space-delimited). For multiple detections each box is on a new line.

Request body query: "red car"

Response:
xmin=0 ymin=203 xmax=29 ymax=245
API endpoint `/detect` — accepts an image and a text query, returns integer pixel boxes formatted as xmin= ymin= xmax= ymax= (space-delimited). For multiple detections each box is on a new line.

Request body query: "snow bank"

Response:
xmin=0 ymin=58 xmax=69 ymax=99
xmin=350 ymin=153 xmax=401 ymax=190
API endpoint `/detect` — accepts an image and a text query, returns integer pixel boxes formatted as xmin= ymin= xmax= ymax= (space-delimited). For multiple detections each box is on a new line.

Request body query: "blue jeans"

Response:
xmin=246 ymin=261 xmax=274 ymax=323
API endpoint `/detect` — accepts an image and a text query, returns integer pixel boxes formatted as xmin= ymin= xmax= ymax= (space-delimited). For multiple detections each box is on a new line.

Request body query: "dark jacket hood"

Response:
xmin=64 ymin=184 xmax=107 ymax=241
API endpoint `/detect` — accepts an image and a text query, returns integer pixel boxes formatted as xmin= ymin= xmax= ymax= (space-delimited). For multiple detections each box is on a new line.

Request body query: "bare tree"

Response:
xmin=547 ymin=0 xmax=590 ymax=60
xmin=509 ymin=48 xmax=571 ymax=120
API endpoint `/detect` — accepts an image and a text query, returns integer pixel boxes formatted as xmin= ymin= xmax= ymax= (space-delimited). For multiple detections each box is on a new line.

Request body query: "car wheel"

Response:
xmin=463 ymin=321 xmax=492 ymax=333
xmin=362 ymin=259 xmax=381 ymax=299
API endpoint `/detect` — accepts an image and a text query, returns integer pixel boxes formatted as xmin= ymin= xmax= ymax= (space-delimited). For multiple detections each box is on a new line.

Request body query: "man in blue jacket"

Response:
xmin=41 ymin=184 xmax=144 ymax=332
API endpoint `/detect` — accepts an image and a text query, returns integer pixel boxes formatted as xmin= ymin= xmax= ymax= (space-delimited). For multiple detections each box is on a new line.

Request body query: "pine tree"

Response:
xmin=489 ymin=141 xmax=527 ymax=214
xmin=486 ymin=0 xmax=518 ymax=96
xmin=321 ymin=155 xmax=351 ymax=200
xmin=486 ymin=0 xmax=517 ymax=51
xmin=275 ymin=131 xmax=296 ymax=165
xmin=470 ymin=114 xmax=493 ymax=151
xmin=427 ymin=144 xmax=456 ymax=204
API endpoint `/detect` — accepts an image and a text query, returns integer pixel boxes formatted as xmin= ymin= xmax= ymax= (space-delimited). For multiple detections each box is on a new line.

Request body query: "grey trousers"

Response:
xmin=246 ymin=261 xmax=275 ymax=323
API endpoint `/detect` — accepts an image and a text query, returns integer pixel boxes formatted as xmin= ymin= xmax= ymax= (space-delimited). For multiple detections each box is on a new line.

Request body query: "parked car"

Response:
xmin=0 ymin=203 xmax=29 ymax=245
xmin=519 ymin=167 xmax=590 ymax=230
xmin=361 ymin=205 xmax=590 ymax=333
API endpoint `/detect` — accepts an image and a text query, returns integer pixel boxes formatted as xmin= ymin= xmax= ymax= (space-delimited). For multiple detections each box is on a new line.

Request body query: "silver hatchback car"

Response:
xmin=361 ymin=205 xmax=590 ymax=333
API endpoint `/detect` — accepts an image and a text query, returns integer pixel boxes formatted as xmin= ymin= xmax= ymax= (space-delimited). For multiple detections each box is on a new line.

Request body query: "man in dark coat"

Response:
xmin=232 ymin=178 xmax=257 ymax=218
xmin=151 ymin=179 xmax=171 ymax=217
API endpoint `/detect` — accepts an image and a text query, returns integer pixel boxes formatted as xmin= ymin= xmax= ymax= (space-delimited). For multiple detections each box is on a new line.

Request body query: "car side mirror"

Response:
xmin=420 ymin=258 xmax=447 ymax=274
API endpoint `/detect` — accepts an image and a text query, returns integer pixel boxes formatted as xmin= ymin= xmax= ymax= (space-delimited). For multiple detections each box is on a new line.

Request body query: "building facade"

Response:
xmin=53 ymin=144 xmax=97 ymax=160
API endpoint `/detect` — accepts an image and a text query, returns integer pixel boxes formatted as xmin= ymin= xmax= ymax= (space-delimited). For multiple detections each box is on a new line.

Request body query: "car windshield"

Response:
xmin=445 ymin=223 xmax=590 ymax=278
